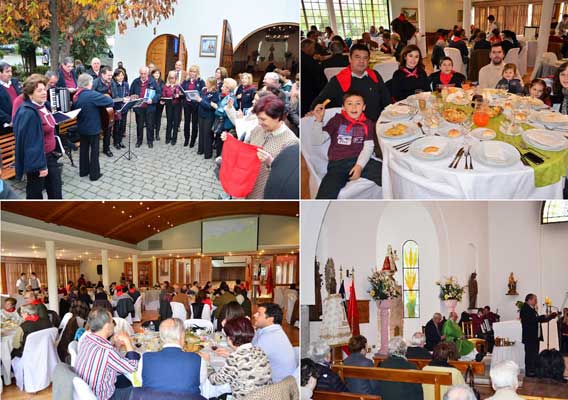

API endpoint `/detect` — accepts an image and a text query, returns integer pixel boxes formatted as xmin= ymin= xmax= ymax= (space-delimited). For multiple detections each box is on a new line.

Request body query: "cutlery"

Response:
xmin=394 ymin=137 xmax=421 ymax=150
xmin=452 ymin=147 xmax=465 ymax=169
xmin=379 ymin=120 xmax=392 ymax=124
xmin=519 ymin=141 xmax=548 ymax=160
xmin=464 ymin=147 xmax=473 ymax=170
xmin=543 ymin=123 xmax=568 ymax=132
xmin=449 ymin=147 xmax=464 ymax=168
xmin=513 ymin=146 xmax=530 ymax=166
xmin=416 ymin=122 xmax=426 ymax=135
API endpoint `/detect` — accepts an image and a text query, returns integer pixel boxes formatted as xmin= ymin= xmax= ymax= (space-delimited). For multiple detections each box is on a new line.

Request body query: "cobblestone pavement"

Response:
xmin=9 ymin=118 xmax=225 ymax=199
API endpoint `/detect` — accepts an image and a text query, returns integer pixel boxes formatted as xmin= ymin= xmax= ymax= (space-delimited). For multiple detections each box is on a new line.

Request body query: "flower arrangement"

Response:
xmin=368 ymin=270 xmax=401 ymax=300
xmin=436 ymin=276 xmax=465 ymax=301
xmin=515 ymin=300 xmax=524 ymax=311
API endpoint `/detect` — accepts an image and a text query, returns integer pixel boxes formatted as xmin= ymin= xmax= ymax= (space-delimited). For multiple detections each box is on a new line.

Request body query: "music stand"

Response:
xmin=114 ymin=99 xmax=144 ymax=162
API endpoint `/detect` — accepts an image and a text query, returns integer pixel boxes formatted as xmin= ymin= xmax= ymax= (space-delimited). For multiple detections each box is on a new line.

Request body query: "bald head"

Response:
xmin=139 ymin=66 xmax=149 ymax=81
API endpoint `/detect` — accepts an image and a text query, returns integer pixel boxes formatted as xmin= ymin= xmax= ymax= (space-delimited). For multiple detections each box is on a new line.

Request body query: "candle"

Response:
xmin=544 ymin=296 xmax=552 ymax=306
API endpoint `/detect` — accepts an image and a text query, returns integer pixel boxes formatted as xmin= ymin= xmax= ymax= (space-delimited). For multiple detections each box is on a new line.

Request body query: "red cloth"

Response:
xmin=25 ymin=314 xmax=40 ymax=322
xmin=401 ymin=67 xmax=419 ymax=78
xmin=440 ymin=71 xmax=454 ymax=85
xmin=347 ymin=280 xmax=360 ymax=336
xmin=11 ymin=94 xmax=24 ymax=120
xmin=340 ymin=110 xmax=368 ymax=137
xmin=265 ymin=266 xmax=273 ymax=295
xmin=5 ymin=307 xmax=15 ymax=313
xmin=336 ymin=66 xmax=379 ymax=92
xmin=219 ymin=134 xmax=261 ymax=197
xmin=62 ymin=69 xmax=77 ymax=89
xmin=6 ymin=84 xmax=18 ymax=104
xmin=32 ymin=299 xmax=43 ymax=305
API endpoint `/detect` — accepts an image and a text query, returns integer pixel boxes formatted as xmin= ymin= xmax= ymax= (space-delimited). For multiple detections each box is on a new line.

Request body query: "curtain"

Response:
xmin=532 ymin=4 xmax=543 ymax=27
xmin=3 ymin=258 xmax=80 ymax=295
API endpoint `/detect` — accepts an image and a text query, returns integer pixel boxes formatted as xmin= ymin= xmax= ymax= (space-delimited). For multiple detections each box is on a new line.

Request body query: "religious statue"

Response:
xmin=309 ymin=258 xmax=323 ymax=321
xmin=381 ymin=245 xmax=398 ymax=275
xmin=320 ymin=257 xmax=351 ymax=345
xmin=507 ymin=272 xmax=518 ymax=295
xmin=324 ymin=258 xmax=337 ymax=294
xmin=468 ymin=272 xmax=478 ymax=310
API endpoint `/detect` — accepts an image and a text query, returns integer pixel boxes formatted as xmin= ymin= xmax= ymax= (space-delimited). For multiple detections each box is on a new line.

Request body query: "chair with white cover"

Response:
xmin=11 ymin=327 xmax=59 ymax=392
xmin=170 ymin=301 xmax=187 ymax=321
xmin=323 ymin=67 xmax=344 ymax=81
xmin=444 ymin=47 xmax=465 ymax=75
xmin=57 ymin=312 xmax=73 ymax=344
xmin=113 ymin=317 xmax=134 ymax=336
xmin=73 ymin=376 xmax=97 ymax=400
xmin=68 ymin=340 xmax=78 ymax=367
xmin=504 ymin=47 xmax=521 ymax=68
xmin=285 ymin=290 xmax=299 ymax=325
xmin=518 ymin=44 xmax=528 ymax=76
xmin=113 ymin=310 xmax=133 ymax=324
xmin=76 ymin=316 xmax=85 ymax=328
xmin=184 ymin=318 xmax=214 ymax=334
xmin=293 ymin=346 xmax=300 ymax=365
xmin=300 ymin=108 xmax=383 ymax=199
xmin=374 ymin=60 xmax=399 ymax=82
xmin=132 ymin=296 xmax=142 ymax=322
xmin=201 ymin=303 xmax=212 ymax=322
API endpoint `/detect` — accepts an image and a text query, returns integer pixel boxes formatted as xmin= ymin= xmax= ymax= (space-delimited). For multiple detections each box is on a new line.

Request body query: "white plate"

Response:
xmin=409 ymin=136 xmax=454 ymax=161
xmin=535 ymin=111 xmax=568 ymax=126
xmin=446 ymin=91 xmax=469 ymax=105
xmin=439 ymin=126 xmax=464 ymax=139
xmin=522 ymin=129 xmax=568 ymax=151
xmin=378 ymin=121 xmax=418 ymax=139
xmin=383 ymin=104 xmax=414 ymax=120
xmin=470 ymin=141 xmax=520 ymax=167
xmin=470 ymin=127 xmax=496 ymax=141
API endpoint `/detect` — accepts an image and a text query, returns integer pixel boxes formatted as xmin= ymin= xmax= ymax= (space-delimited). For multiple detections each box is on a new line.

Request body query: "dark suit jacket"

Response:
xmin=376 ymin=356 xmax=423 ymax=400
xmin=425 ymin=319 xmax=442 ymax=350
xmin=406 ymin=346 xmax=432 ymax=359
xmin=300 ymin=50 xmax=326 ymax=117
xmin=520 ymin=303 xmax=553 ymax=344
xmin=0 ymin=78 xmax=22 ymax=126
xmin=314 ymin=362 xmax=348 ymax=393
xmin=322 ymin=54 xmax=350 ymax=69
xmin=343 ymin=352 xmax=378 ymax=395
xmin=142 ymin=347 xmax=202 ymax=394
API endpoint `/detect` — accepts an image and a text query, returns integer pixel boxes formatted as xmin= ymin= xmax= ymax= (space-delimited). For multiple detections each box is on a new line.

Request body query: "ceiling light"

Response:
xmin=112 ymin=205 xmax=116 ymax=209
xmin=157 ymin=215 xmax=161 ymax=218
xmin=121 ymin=210 xmax=125 ymax=214
xmin=102 ymin=201 xmax=105 ymax=204
xmin=147 ymin=224 xmax=151 ymax=228
xmin=129 ymin=215 xmax=132 ymax=218
xmin=169 ymin=253 xmax=172 ymax=256
xmin=157 ymin=229 xmax=160 ymax=232
xmin=140 ymin=202 xmax=143 ymax=205
xmin=115 ymin=255 xmax=119 ymax=258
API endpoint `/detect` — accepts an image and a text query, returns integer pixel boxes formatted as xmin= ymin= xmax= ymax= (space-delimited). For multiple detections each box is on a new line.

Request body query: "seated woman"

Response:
xmin=307 ymin=341 xmax=348 ymax=392
xmin=376 ymin=337 xmax=423 ymax=400
xmin=207 ymin=317 xmax=272 ymax=399
xmin=443 ymin=312 xmax=484 ymax=361
xmin=406 ymin=332 xmax=432 ymax=359
xmin=537 ymin=349 xmax=568 ymax=383
xmin=552 ymin=62 xmax=568 ymax=114
xmin=390 ymin=45 xmax=431 ymax=101
xmin=429 ymin=57 xmax=466 ymax=90
xmin=343 ymin=335 xmax=378 ymax=394
xmin=422 ymin=342 xmax=465 ymax=400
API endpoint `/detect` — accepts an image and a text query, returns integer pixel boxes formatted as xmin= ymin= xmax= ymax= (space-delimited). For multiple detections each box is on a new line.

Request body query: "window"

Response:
xmin=334 ymin=0 xmax=390 ymax=38
xmin=301 ymin=0 xmax=331 ymax=34
xmin=542 ymin=200 xmax=568 ymax=224
xmin=402 ymin=240 xmax=420 ymax=318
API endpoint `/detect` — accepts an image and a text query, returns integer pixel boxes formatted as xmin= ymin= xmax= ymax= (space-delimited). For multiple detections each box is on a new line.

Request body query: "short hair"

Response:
xmin=488 ymin=15 xmax=495 ymax=21
xmin=382 ymin=32 xmax=391 ymax=40
xmin=440 ymin=56 xmax=454 ymax=66
xmin=159 ymin=318 xmax=184 ymax=344
xmin=45 ymin=70 xmax=57 ymax=80
xmin=349 ymin=43 xmax=370 ymax=56
xmin=87 ymin=307 xmax=113 ymax=332
xmin=301 ymin=358 xmax=320 ymax=386
xmin=343 ymin=90 xmax=365 ymax=104
xmin=525 ymin=293 xmax=536 ymax=302
xmin=410 ymin=332 xmax=426 ymax=346
xmin=264 ymin=72 xmax=280 ymax=85
xmin=301 ymin=38 xmax=315 ymax=50
xmin=240 ymin=72 xmax=253 ymax=85
xmin=443 ymin=384 xmax=477 ymax=400
xmin=216 ymin=67 xmax=228 ymax=79
xmin=188 ymin=64 xmax=200 ymax=76
xmin=491 ymin=42 xmax=504 ymax=51
xmin=91 ymin=57 xmax=101 ymax=65
xmin=260 ymin=302 xmax=283 ymax=325
xmin=20 ymin=304 xmax=38 ymax=316
xmin=77 ymin=73 xmax=93 ymax=88
xmin=63 ymin=56 xmax=74 ymax=66
xmin=253 ymin=94 xmax=286 ymax=121
xmin=537 ymin=349 xmax=567 ymax=381
xmin=100 ymin=65 xmax=112 ymax=75
xmin=223 ymin=316 xmax=255 ymax=346
xmin=22 ymin=74 xmax=48 ymax=100
xmin=205 ymin=76 xmax=218 ymax=91
xmin=432 ymin=342 xmax=453 ymax=362
xmin=478 ymin=32 xmax=487 ymax=40
xmin=223 ymin=77 xmax=238 ymax=91
xmin=387 ymin=336 xmax=407 ymax=357
xmin=503 ymin=63 xmax=517 ymax=74
xmin=553 ymin=62 xmax=568 ymax=96
xmin=433 ymin=312 xmax=442 ymax=319
xmin=490 ymin=360 xmax=519 ymax=390
xmin=348 ymin=335 xmax=367 ymax=353
xmin=308 ymin=341 xmax=330 ymax=363
xmin=564 ymin=14 xmax=568 ymax=19
xmin=4 ymin=297 xmax=17 ymax=306
xmin=0 ymin=61 xmax=11 ymax=73
xmin=219 ymin=281 xmax=230 ymax=292
xmin=330 ymin=41 xmax=344 ymax=54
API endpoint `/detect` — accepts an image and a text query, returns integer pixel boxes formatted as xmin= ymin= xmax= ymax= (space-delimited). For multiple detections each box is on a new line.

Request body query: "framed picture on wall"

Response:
xmin=401 ymin=7 xmax=418 ymax=23
xmin=200 ymin=35 xmax=218 ymax=57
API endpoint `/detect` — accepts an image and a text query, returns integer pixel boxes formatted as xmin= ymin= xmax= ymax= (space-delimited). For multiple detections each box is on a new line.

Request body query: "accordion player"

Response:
xmin=48 ymin=87 xmax=71 ymax=113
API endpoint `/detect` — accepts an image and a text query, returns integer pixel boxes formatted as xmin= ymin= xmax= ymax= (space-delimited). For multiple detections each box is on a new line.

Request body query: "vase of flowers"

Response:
xmin=436 ymin=276 xmax=465 ymax=314
xmin=368 ymin=270 xmax=401 ymax=355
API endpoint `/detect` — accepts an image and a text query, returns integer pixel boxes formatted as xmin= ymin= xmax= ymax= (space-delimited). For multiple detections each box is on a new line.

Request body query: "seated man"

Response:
xmin=140 ymin=318 xmax=205 ymax=394
xmin=20 ymin=290 xmax=49 ymax=321
xmin=114 ymin=286 xmax=135 ymax=320
xmin=443 ymin=312 xmax=484 ymax=362
xmin=11 ymin=304 xmax=52 ymax=358
xmin=376 ymin=337 xmax=423 ymax=400
xmin=406 ymin=332 xmax=432 ymax=359
xmin=172 ymin=284 xmax=190 ymax=315
xmin=75 ymin=307 xmax=139 ymax=400
xmin=253 ymin=303 xmax=296 ymax=382
xmin=425 ymin=313 xmax=444 ymax=351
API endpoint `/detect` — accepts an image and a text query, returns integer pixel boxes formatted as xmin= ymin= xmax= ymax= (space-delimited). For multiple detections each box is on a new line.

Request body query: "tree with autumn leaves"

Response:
xmin=0 ymin=0 xmax=176 ymax=72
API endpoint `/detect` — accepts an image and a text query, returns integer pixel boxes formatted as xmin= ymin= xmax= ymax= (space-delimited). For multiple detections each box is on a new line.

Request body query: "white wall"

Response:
xmin=390 ymin=0 xmax=463 ymax=32
xmin=80 ymin=257 xmax=153 ymax=285
xmin=113 ymin=0 xmax=299 ymax=78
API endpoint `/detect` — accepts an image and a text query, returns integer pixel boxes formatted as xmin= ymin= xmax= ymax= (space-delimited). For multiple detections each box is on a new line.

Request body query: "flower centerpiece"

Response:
xmin=436 ymin=276 xmax=465 ymax=301
xmin=368 ymin=270 xmax=401 ymax=300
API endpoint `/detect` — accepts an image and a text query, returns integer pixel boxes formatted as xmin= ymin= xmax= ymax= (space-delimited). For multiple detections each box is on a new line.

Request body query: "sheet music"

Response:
xmin=52 ymin=108 xmax=81 ymax=124
xmin=118 ymin=98 xmax=144 ymax=113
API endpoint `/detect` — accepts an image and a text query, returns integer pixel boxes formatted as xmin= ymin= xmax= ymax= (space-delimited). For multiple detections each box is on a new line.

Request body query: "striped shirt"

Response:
xmin=75 ymin=333 xmax=139 ymax=400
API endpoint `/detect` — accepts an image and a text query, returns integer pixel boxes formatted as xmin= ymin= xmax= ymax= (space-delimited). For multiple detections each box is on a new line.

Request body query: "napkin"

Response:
xmin=389 ymin=104 xmax=410 ymax=115
xmin=527 ymin=131 xmax=565 ymax=147
xmin=483 ymin=142 xmax=507 ymax=162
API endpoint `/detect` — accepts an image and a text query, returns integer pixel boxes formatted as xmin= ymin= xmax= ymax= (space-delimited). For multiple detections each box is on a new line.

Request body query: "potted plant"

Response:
xmin=436 ymin=276 xmax=465 ymax=313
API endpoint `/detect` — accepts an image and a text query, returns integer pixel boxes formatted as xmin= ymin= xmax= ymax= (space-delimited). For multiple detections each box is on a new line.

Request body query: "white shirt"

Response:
xmin=0 ymin=79 xmax=12 ymax=89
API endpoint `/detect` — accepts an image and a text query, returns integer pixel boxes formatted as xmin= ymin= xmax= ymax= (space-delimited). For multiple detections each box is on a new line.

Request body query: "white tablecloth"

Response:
xmin=378 ymin=104 xmax=566 ymax=199
xmin=526 ymin=40 xmax=538 ymax=68
xmin=1 ymin=329 xmax=17 ymax=385
xmin=493 ymin=320 xmax=525 ymax=371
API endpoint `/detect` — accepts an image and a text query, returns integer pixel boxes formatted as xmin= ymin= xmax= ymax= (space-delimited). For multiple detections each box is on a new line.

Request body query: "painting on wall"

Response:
xmin=401 ymin=7 xmax=418 ymax=23
xmin=200 ymin=35 xmax=218 ymax=57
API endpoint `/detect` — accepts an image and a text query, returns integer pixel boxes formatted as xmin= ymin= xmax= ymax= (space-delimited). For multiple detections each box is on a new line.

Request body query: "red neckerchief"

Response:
xmin=341 ymin=110 xmax=368 ymax=137
xmin=440 ymin=71 xmax=454 ymax=85
xmin=25 ymin=315 xmax=39 ymax=322
xmin=73 ymin=87 xmax=86 ymax=103
xmin=336 ymin=66 xmax=378 ymax=92
xmin=402 ymin=67 xmax=419 ymax=78
xmin=5 ymin=307 xmax=15 ymax=313
xmin=32 ymin=299 xmax=42 ymax=305
xmin=452 ymin=36 xmax=461 ymax=43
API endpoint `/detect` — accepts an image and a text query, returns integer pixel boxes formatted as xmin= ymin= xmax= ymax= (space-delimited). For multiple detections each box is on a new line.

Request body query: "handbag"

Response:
xmin=212 ymin=116 xmax=225 ymax=135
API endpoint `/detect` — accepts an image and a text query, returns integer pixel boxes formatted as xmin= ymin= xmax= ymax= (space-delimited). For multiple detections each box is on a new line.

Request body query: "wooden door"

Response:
xmin=146 ymin=35 xmax=168 ymax=75
xmin=124 ymin=261 xmax=153 ymax=288
xmin=179 ymin=34 xmax=188 ymax=70
xmin=220 ymin=20 xmax=234 ymax=76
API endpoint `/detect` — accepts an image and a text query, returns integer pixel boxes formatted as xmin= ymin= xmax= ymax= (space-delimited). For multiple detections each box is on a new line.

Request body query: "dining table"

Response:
xmin=377 ymin=90 xmax=568 ymax=199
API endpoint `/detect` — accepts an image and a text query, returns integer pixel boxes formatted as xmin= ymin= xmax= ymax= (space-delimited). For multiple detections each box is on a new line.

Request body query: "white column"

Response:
xmin=326 ymin=0 xmax=338 ymax=36
xmin=152 ymin=257 xmax=157 ymax=286
xmin=101 ymin=249 xmax=110 ymax=290
xmin=463 ymin=0 xmax=472 ymax=36
xmin=45 ymin=241 xmax=58 ymax=314
xmin=132 ymin=255 xmax=139 ymax=287
xmin=536 ymin=0 xmax=554 ymax=62
xmin=417 ymin=0 xmax=427 ymax=56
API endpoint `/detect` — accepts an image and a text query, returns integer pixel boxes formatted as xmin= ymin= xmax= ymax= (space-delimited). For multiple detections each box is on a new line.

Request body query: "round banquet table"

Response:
xmin=1 ymin=327 xmax=17 ymax=385
xmin=377 ymin=94 xmax=568 ymax=199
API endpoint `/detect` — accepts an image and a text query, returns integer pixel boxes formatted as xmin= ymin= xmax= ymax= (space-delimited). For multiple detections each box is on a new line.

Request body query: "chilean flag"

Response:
xmin=347 ymin=279 xmax=360 ymax=336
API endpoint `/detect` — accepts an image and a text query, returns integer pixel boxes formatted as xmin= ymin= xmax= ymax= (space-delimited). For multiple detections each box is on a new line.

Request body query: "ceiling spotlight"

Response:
xmin=121 ymin=210 xmax=125 ymax=214
xmin=112 ymin=205 xmax=116 ymax=209
xmin=88 ymin=258 xmax=92 ymax=261
xmin=296 ymin=213 xmax=299 ymax=217
xmin=169 ymin=253 xmax=172 ymax=257
xmin=157 ymin=215 xmax=161 ymax=218
xmin=147 ymin=224 xmax=151 ymax=228
xmin=140 ymin=202 xmax=143 ymax=205
xmin=102 ymin=201 xmax=105 ymax=204
xmin=129 ymin=215 xmax=132 ymax=218
xmin=146 ymin=207 xmax=150 ymax=210
xmin=157 ymin=229 xmax=160 ymax=232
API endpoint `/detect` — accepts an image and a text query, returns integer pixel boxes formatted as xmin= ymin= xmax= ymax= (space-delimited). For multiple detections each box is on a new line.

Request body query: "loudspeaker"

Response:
xmin=97 ymin=264 xmax=103 ymax=275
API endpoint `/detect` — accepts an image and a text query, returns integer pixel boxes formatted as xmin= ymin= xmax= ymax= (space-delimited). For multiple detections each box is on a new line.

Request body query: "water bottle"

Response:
xmin=149 ymin=321 xmax=155 ymax=332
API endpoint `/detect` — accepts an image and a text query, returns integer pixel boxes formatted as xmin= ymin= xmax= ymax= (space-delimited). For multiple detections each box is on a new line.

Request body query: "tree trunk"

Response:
xmin=49 ymin=0 xmax=59 ymax=68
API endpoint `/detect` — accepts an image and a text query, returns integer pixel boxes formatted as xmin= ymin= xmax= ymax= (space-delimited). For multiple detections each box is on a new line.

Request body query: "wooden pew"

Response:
xmin=313 ymin=390 xmax=381 ymax=400
xmin=0 ymin=131 xmax=16 ymax=180
xmin=372 ymin=355 xmax=486 ymax=376
xmin=332 ymin=364 xmax=452 ymax=400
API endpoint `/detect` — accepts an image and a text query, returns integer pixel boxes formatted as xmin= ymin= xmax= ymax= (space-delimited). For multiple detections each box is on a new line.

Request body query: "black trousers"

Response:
xmin=183 ymin=104 xmax=199 ymax=146
xmin=26 ymin=152 xmax=63 ymax=199
xmin=102 ymin=126 xmax=111 ymax=152
xmin=316 ymin=157 xmax=382 ymax=199
xmin=524 ymin=339 xmax=540 ymax=376
xmin=165 ymin=101 xmax=181 ymax=143
xmin=198 ymin=117 xmax=214 ymax=159
xmin=113 ymin=115 xmax=126 ymax=145
xmin=134 ymin=107 xmax=155 ymax=145
xmin=477 ymin=332 xmax=495 ymax=353
xmin=154 ymin=102 xmax=164 ymax=139
xmin=79 ymin=134 xmax=101 ymax=180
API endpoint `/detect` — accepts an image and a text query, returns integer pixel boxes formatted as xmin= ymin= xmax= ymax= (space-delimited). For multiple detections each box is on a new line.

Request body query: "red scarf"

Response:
xmin=25 ymin=315 xmax=40 ymax=322
xmin=341 ymin=110 xmax=368 ymax=137
xmin=336 ymin=66 xmax=379 ymax=92
xmin=402 ymin=67 xmax=419 ymax=78
xmin=129 ymin=288 xmax=136 ymax=294
xmin=452 ymin=36 xmax=461 ymax=43
xmin=440 ymin=71 xmax=454 ymax=85
xmin=73 ymin=87 xmax=86 ymax=103
xmin=32 ymin=299 xmax=43 ymax=305
xmin=5 ymin=307 xmax=15 ymax=313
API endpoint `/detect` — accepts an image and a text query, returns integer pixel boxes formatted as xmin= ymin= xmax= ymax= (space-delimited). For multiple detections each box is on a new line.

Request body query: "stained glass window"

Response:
xmin=403 ymin=240 xmax=420 ymax=318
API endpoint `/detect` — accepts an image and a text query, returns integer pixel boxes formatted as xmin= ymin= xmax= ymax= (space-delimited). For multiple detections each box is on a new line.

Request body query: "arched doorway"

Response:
xmin=146 ymin=34 xmax=188 ymax=75
xmin=233 ymin=23 xmax=299 ymax=77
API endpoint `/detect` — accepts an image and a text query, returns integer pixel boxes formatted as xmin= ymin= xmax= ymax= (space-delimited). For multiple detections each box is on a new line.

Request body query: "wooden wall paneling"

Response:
xmin=200 ymin=257 xmax=212 ymax=284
